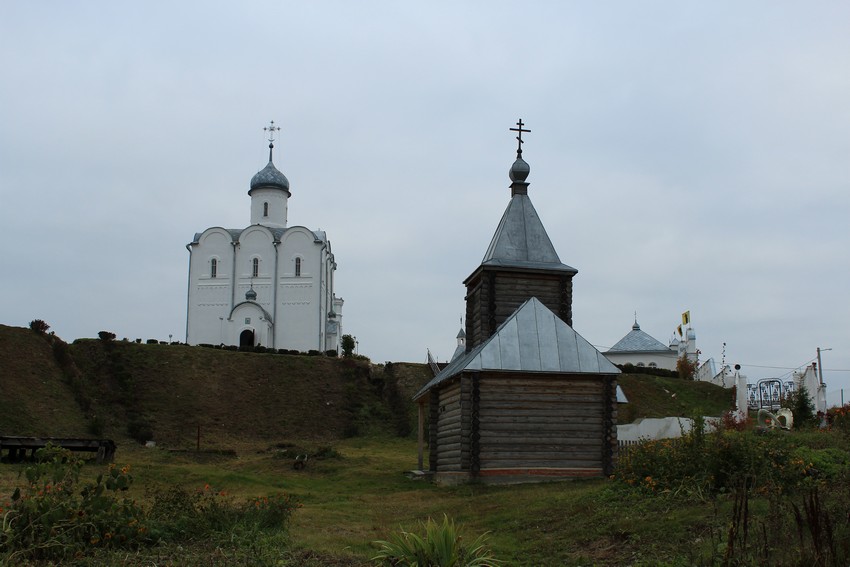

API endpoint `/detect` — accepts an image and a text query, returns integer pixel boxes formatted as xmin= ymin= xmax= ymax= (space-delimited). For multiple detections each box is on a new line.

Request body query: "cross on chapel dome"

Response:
xmin=509 ymin=118 xmax=531 ymax=183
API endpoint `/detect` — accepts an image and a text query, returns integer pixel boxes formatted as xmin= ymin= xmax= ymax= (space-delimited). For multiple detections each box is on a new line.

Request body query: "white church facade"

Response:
xmin=185 ymin=124 xmax=343 ymax=352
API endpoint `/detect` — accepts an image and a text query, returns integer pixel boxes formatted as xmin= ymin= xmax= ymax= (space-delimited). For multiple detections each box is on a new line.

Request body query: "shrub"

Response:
xmin=29 ymin=319 xmax=50 ymax=334
xmin=615 ymin=424 xmax=850 ymax=497
xmin=0 ymin=447 xmax=300 ymax=562
xmin=828 ymin=404 xmax=850 ymax=436
xmin=373 ymin=515 xmax=501 ymax=566
xmin=87 ymin=414 xmax=104 ymax=436
xmin=98 ymin=331 xmax=116 ymax=342
xmin=676 ymin=355 xmax=698 ymax=380
xmin=145 ymin=339 xmax=158 ymax=345
xmin=146 ymin=484 xmax=298 ymax=543
xmin=127 ymin=416 xmax=154 ymax=444
xmin=0 ymin=446 xmax=147 ymax=562
xmin=783 ymin=384 xmax=817 ymax=428
xmin=341 ymin=334 xmax=356 ymax=358
xmin=617 ymin=363 xmax=678 ymax=378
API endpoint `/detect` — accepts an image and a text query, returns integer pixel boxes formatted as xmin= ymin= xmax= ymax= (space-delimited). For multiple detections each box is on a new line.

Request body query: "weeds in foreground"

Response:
xmin=0 ymin=445 xmax=298 ymax=563
xmin=617 ymin=421 xmax=850 ymax=566
xmin=616 ymin=418 xmax=849 ymax=496
xmin=373 ymin=514 xmax=501 ymax=566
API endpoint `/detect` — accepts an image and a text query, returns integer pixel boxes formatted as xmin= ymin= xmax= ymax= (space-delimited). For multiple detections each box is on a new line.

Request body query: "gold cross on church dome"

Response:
xmin=264 ymin=120 xmax=281 ymax=144
xmin=509 ymin=118 xmax=531 ymax=156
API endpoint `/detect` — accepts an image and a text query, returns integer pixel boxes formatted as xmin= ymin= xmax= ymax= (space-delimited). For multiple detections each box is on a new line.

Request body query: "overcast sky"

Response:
xmin=2 ymin=2 xmax=848 ymax=402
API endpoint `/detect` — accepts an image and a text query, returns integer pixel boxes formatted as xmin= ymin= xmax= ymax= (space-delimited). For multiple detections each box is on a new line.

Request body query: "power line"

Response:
xmin=740 ymin=363 xmax=812 ymax=370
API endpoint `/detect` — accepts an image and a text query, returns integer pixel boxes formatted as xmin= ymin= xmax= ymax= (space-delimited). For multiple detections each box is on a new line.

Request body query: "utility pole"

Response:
xmin=817 ymin=347 xmax=832 ymax=386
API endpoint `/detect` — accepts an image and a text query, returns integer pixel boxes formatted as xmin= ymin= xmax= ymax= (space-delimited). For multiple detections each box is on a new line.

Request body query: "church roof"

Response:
xmin=190 ymin=227 xmax=326 ymax=245
xmin=477 ymin=133 xmax=576 ymax=274
xmin=606 ymin=321 xmax=673 ymax=353
xmin=480 ymin=193 xmax=577 ymax=273
xmin=450 ymin=343 xmax=466 ymax=362
xmin=414 ymin=297 xmax=619 ymax=400
xmin=249 ymin=159 xmax=290 ymax=194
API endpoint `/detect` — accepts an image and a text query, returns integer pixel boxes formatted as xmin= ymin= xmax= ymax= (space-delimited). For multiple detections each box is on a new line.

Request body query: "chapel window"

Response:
xmin=648 ymin=362 xmax=657 ymax=368
xmin=263 ymin=202 xmax=269 ymax=217
xmin=295 ymin=257 xmax=301 ymax=277
xmin=252 ymin=258 xmax=259 ymax=278
xmin=636 ymin=362 xmax=645 ymax=367
xmin=210 ymin=258 xmax=217 ymax=278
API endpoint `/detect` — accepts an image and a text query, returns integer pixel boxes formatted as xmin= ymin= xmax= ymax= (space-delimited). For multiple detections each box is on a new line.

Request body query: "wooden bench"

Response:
xmin=0 ymin=436 xmax=117 ymax=464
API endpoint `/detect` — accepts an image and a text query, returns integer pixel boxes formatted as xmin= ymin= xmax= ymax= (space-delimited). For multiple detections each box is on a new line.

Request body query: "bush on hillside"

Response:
xmin=98 ymin=331 xmax=117 ymax=342
xmin=617 ymin=363 xmax=678 ymax=378
xmin=29 ymin=319 xmax=50 ymax=335
xmin=676 ymin=355 xmax=698 ymax=380
xmin=341 ymin=334 xmax=356 ymax=358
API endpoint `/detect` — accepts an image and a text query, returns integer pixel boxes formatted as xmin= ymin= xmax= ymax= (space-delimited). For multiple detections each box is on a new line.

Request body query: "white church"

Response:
xmin=185 ymin=123 xmax=343 ymax=352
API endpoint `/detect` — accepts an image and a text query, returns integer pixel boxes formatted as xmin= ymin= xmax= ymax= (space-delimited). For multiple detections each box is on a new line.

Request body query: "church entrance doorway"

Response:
xmin=239 ymin=329 xmax=254 ymax=348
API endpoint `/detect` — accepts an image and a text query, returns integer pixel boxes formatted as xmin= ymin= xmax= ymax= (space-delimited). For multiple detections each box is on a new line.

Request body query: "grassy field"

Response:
xmin=8 ymin=428 xmax=846 ymax=566
xmin=0 ymin=434 xmax=734 ymax=566
xmin=0 ymin=324 xmax=760 ymax=565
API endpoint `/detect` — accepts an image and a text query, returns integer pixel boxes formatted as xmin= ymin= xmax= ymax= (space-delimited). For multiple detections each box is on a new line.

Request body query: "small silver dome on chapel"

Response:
xmin=509 ymin=156 xmax=530 ymax=182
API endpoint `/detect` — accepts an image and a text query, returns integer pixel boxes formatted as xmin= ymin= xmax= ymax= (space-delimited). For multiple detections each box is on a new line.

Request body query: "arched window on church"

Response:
xmin=648 ymin=362 xmax=657 ymax=368
xmin=210 ymin=258 xmax=217 ymax=278
xmin=252 ymin=258 xmax=259 ymax=278
xmin=263 ymin=202 xmax=269 ymax=217
xmin=295 ymin=257 xmax=301 ymax=277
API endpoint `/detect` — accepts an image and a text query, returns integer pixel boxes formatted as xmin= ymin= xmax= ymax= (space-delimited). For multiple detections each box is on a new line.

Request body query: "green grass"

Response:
xmin=0 ymin=323 xmax=762 ymax=565
xmin=0 ymin=435 xmax=737 ymax=566
xmin=4 ymin=425 xmax=850 ymax=565
xmin=618 ymin=372 xmax=733 ymax=423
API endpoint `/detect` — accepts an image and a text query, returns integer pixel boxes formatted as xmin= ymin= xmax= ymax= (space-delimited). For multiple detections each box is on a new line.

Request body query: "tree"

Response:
xmin=676 ymin=355 xmax=698 ymax=380
xmin=29 ymin=319 xmax=50 ymax=335
xmin=783 ymin=384 xmax=817 ymax=427
xmin=98 ymin=331 xmax=117 ymax=342
xmin=341 ymin=334 xmax=356 ymax=358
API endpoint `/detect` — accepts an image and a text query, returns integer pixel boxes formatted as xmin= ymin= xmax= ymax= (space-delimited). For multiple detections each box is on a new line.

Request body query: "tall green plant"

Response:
xmin=783 ymin=384 xmax=817 ymax=428
xmin=372 ymin=515 xmax=500 ymax=566
xmin=341 ymin=334 xmax=356 ymax=358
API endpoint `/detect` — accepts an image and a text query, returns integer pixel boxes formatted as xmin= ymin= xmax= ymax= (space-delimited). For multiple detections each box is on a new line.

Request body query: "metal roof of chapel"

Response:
xmin=481 ymin=193 xmax=577 ymax=273
xmin=477 ymin=119 xmax=576 ymax=274
xmin=414 ymin=297 xmax=619 ymax=400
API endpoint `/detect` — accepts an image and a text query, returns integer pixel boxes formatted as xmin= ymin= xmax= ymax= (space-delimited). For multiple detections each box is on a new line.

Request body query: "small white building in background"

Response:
xmin=185 ymin=126 xmax=343 ymax=352
xmin=604 ymin=319 xmax=696 ymax=371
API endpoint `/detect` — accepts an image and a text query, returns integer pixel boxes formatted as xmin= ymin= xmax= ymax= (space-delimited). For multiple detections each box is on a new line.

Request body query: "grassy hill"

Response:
xmin=0 ymin=324 xmax=767 ymax=565
xmin=0 ymin=324 xmax=732 ymax=447
xmin=0 ymin=324 xmax=91 ymax=436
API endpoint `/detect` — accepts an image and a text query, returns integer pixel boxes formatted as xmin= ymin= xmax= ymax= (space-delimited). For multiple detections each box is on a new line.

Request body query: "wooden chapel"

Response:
xmin=413 ymin=120 xmax=620 ymax=484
